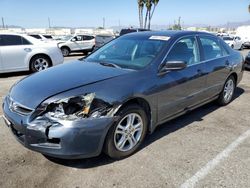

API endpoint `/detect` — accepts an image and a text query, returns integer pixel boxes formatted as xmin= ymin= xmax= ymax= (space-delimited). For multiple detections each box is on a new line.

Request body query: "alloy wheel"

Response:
xmin=223 ymin=79 xmax=235 ymax=103
xmin=34 ymin=58 xmax=49 ymax=71
xmin=114 ymin=113 xmax=143 ymax=152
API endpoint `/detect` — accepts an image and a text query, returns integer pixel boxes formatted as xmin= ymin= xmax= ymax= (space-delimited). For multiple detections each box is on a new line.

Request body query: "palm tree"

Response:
xmin=143 ymin=0 xmax=159 ymax=29
xmin=144 ymin=0 xmax=151 ymax=29
xmin=148 ymin=0 xmax=159 ymax=29
xmin=138 ymin=0 xmax=145 ymax=28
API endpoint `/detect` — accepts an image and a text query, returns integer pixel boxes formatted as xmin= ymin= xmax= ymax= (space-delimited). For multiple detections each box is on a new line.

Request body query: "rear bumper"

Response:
xmin=2 ymin=97 xmax=115 ymax=159
xmin=50 ymin=49 xmax=64 ymax=66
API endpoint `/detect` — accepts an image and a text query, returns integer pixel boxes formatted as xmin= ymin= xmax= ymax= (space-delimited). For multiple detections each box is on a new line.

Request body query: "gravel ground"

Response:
xmin=0 ymin=50 xmax=249 ymax=188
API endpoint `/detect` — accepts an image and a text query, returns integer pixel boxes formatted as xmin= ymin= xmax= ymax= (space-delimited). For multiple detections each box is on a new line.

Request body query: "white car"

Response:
xmin=94 ymin=34 xmax=115 ymax=49
xmin=58 ymin=34 xmax=95 ymax=56
xmin=29 ymin=34 xmax=55 ymax=42
xmin=0 ymin=33 xmax=64 ymax=73
xmin=222 ymin=36 xmax=244 ymax=50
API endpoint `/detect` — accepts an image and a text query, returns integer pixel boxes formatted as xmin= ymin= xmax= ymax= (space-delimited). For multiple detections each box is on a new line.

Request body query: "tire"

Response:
xmin=240 ymin=45 xmax=244 ymax=50
xmin=217 ymin=76 xmax=236 ymax=106
xmin=61 ymin=47 xmax=70 ymax=57
xmin=30 ymin=55 xmax=51 ymax=73
xmin=231 ymin=44 xmax=234 ymax=49
xmin=104 ymin=104 xmax=148 ymax=159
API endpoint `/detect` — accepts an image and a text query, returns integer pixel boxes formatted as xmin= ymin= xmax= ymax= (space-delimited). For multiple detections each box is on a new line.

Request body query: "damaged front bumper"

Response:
xmin=2 ymin=97 xmax=116 ymax=159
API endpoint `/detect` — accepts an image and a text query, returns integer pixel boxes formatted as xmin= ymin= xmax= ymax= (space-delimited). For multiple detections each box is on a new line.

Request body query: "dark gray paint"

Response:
xmin=3 ymin=31 xmax=244 ymax=159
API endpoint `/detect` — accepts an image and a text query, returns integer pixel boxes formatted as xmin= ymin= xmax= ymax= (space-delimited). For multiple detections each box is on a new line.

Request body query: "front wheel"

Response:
xmin=104 ymin=105 xmax=148 ymax=159
xmin=217 ymin=76 xmax=236 ymax=106
xmin=61 ymin=47 xmax=70 ymax=57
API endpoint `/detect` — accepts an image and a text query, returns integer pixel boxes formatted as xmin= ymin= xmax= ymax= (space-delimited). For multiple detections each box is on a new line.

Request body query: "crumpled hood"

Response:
xmin=10 ymin=61 xmax=129 ymax=109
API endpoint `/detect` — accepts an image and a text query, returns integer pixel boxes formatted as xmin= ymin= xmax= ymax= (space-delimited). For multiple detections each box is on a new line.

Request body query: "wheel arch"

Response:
xmin=229 ymin=72 xmax=238 ymax=85
xmin=116 ymin=97 xmax=153 ymax=133
xmin=60 ymin=45 xmax=71 ymax=52
xmin=29 ymin=53 xmax=52 ymax=71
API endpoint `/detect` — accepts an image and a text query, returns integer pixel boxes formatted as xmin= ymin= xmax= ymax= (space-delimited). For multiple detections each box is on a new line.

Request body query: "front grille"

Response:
xmin=7 ymin=96 xmax=34 ymax=115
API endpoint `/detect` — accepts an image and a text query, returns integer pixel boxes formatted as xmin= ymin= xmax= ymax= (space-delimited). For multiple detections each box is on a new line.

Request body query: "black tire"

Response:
xmin=217 ymin=76 xmax=236 ymax=106
xmin=240 ymin=45 xmax=244 ymax=50
xmin=30 ymin=55 xmax=51 ymax=73
xmin=231 ymin=44 xmax=234 ymax=49
xmin=104 ymin=104 xmax=148 ymax=159
xmin=61 ymin=47 xmax=70 ymax=57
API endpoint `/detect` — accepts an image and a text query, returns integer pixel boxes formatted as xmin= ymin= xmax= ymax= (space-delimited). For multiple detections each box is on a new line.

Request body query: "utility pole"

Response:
xmin=103 ymin=17 xmax=105 ymax=29
xmin=48 ymin=17 xmax=51 ymax=28
xmin=178 ymin=17 xmax=181 ymax=29
xmin=1 ymin=17 xmax=5 ymax=29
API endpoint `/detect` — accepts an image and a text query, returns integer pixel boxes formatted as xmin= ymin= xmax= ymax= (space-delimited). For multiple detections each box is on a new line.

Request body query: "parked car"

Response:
xmin=94 ymin=34 xmax=115 ymax=50
xmin=119 ymin=28 xmax=149 ymax=36
xmin=244 ymin=51 xmax=250 ymax=70
xmin=58 ymin=34 xmax=95 ymax=56
xmin=2 ymin=31 xmax=244 ymax=160
xmin=236 ymin=26 xmax=250 ymax=48
xmin=0 ymin=33 xmax=63 ymax=73
xmin=29 ymin=34 xmax=55 ymax=42
xmin=222 ymin=36 xmax=244 ymax=50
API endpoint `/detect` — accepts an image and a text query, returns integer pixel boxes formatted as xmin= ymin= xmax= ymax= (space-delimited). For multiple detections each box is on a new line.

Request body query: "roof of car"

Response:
xmin=122 ymin=30 xmax=216 ymax=38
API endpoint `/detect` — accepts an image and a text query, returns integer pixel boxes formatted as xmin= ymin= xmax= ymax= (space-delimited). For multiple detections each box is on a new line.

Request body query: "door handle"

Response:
xmin=24 ymin=48 xmax=32 ymax=52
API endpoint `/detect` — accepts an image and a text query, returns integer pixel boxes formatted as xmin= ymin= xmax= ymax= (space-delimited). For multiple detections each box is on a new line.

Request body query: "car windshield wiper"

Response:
xmin=99 ymin=62 xmax=122 ymax=69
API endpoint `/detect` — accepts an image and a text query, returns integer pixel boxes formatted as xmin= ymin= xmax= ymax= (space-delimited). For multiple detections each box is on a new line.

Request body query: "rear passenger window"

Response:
xmin=167 ymin=36 xmax=200 ymax=66
xmin=83 ymin=36 xmax=94 ymax=40
xmin=200 ymin=37 xmax=223 ymax=60
xmin=0 ymin=35 xmax=31 ymax=46
xmin=1 ymin=35 xmax=22 ymax=46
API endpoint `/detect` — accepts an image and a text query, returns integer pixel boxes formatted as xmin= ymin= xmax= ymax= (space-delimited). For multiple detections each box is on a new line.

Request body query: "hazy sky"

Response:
xmin=0 ymin=0 xmax=249 ymax=28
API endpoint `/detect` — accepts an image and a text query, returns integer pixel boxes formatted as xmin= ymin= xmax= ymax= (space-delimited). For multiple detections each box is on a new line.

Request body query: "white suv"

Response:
xmin=58 ymin=34 xmax=95 ymax=56
xmin=0 ymin=34 xmax=63 ymax=73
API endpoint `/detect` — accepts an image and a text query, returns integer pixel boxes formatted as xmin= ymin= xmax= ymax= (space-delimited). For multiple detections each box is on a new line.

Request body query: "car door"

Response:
xmin=81 ymin=35 xmax=95 ymax=50
xmin=157 ymin=36 xmax=206 ymax=122
xmin=198 ymin=35 xmax=230 ymax=99
xmin=0 ymin=35 xmax=33 ymax=72
xmin=69 ymin=35 xmax=83 ymax=51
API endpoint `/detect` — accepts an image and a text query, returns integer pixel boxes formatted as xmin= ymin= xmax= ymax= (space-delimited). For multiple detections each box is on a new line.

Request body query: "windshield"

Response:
xmin=223 ymin=37 xmax=233 ymax=41
xmin=60 ymin=35 xmax=73 ymax=41
xmin=85 ymin=37 xmax=167 ymax=70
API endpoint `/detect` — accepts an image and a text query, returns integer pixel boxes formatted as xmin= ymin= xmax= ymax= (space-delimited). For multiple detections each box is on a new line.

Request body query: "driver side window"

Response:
xmin=75 ymin=36 xmax=82 ymax=41
xmin=167 ymin=36 xmax=200 ymax=66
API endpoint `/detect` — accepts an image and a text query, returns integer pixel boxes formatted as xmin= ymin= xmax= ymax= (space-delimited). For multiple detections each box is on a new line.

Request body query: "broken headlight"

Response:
xmin=41 ymin=93 xmax=116 ymax=121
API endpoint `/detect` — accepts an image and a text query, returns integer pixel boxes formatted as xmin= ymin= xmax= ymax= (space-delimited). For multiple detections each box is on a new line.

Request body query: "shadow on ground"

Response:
xmin=46 ymin=87 xmax=245 ymax=168
xmin=0 ymin=71 xmax=30 ymax=78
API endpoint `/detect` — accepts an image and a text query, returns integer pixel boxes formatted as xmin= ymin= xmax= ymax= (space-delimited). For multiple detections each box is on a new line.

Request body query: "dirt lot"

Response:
xmin=0 ymin=51 xmax=250 ymax=188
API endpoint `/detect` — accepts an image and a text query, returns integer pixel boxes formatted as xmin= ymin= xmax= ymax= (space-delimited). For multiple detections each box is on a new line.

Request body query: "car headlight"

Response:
xmin=40 ymin=93 xmax=116 ymax=121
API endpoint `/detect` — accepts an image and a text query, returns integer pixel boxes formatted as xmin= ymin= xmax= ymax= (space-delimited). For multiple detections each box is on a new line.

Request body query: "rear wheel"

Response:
xmin=104 ymin=105 xmax=148 ymax=159
xmin=61 ymin=47 xmax=70 ymax=57
xmin=30 ymin=55 xmax=51 ymax=73
xmin=217 ymin=76 xmax=236 ymax=106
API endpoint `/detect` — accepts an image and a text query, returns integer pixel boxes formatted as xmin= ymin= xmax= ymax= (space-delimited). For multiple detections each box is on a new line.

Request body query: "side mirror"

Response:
xmin=158 ymin=60 xmax=187 ymax=74
xmin=71 ymin=38 xmax=76 ymax=42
